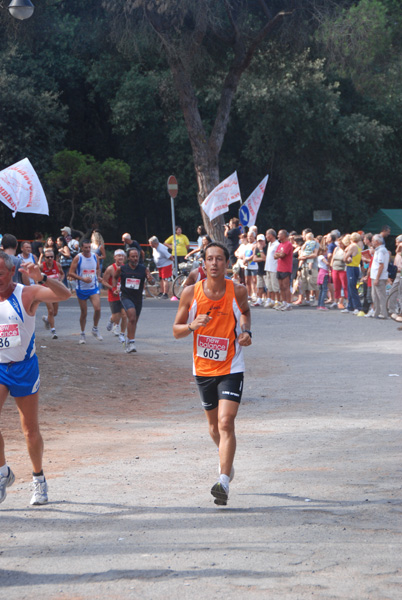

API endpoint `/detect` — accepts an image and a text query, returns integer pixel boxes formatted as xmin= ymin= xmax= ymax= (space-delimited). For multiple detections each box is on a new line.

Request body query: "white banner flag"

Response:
xmin=239 ymin=175 xmax=269 ymax=228
xmin=201 ymin=171 xmax=241 ymax=221
xmin=0 ymin=158 xmax=49 ymax=217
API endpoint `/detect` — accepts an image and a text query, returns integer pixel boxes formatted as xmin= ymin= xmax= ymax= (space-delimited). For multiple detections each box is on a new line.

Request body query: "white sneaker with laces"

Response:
xmin=112 ymin=324 xmax=120 ymax=336
xmin=42 ymin=315 xmax=50 ymax=330
xmin=353 ymin=309 xmax=359 ymax=315
xmin=119 ymin=333 xmax=126 ymax=344
xmin=92 ymin=327 xmax=103 ymax=341
xmin=0 ymin=467 xmax=15 ymax=503
xmin=30 ymin=479 xmax=48 ymax=505
xmin=51 ymin=330 xmax=58 ymax=339
xmin=79 ymin=333 xmax=86 ymax=345
xmin=365 ymin=309 xmax=375 ymax=318
xmin=126 ymin=341 xmax=136 ymax=353
xmin=106 ymin=320 xmax=113 ymax=332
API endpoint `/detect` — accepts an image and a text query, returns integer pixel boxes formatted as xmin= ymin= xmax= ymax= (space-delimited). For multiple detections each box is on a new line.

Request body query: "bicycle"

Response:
xmin=172 ymin=259 xmax=198 ymax=299
xmin=144 ymin=258 xmax=161 ymax=298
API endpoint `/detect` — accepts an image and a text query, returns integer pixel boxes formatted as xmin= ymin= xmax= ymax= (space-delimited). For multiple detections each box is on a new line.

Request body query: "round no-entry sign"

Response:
xmin=167 ymin=175 xmax=178 ymax=198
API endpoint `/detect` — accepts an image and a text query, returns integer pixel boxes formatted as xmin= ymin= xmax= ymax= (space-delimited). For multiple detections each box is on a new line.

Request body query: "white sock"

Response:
xmin=0 ymin=464 xmax=9 ymax=476
xmin=219 ymin=474 xmax=230 ymax=490
xmin=33 ymin=474 xmax=45 ymax=482
xmin=128 ymin=339 xmax=135 ymax=343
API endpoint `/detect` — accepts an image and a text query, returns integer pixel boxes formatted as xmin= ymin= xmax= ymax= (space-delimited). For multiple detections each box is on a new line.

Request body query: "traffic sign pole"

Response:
xmin=167 ymin=176 xmax=179 ymax=276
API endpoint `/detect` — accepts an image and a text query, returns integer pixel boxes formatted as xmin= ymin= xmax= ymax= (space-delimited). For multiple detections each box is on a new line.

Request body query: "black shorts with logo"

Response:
xmin=194 ymin=372 xmax=244 ymax=411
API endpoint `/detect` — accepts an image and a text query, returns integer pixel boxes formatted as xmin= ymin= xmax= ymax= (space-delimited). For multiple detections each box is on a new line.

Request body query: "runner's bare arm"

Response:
xmin=20 ymin=264 xmax=71 ymax=314
xmin=173 ymin=286 xmax=211 ymax=338
xmin=234 ymin=283 xmax=252 ymax=346
xmin=145 ymin=268 xmax=155 ymax=283
xmin=96 ymin=255 xmax=101 ymax=279
xmin=101 ymin=265 xmax=113 ymax=290
xmin=111 ymin=266 xmax=121 ymax=289
xmin=68 ymin=255 xmax=80 ymax=280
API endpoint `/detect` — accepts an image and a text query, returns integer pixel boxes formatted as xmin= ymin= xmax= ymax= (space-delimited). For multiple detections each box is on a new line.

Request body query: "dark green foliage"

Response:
xmin=0 ymin=0 xmax=402 ymax=239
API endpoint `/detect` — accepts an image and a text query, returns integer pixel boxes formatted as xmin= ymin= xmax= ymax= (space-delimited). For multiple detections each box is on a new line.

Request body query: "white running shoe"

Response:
xmin=210 ymin=481 xmax=229 ymax=506
xmin=119 ymin=333 xmax=126 ymax=344
xmin=112 ymin=324 xmax=120 ymax=336
xmin=365 ymin=309 xmax=375 ymax=318
xmin=42 ymin=315 xmax=50 ymax=330
xmin=126 ymin=341 xmax=136 ymax=353
xmin=51 ymin=330 xmax=58 ymax=339
xmin=30 ymin=479 xmax=48 ymax=505
xmin=92 ymin=327 xmax=103 ymax=341
xmin=79 ymin=333 xmax=86 ymax=345
xmin=353 ymin=309 xmax=359 ymax=315
xmin=106 ymin=320 xmax=113 ymax=332
xmin=0 ymin=467 xmax=15 ymax=503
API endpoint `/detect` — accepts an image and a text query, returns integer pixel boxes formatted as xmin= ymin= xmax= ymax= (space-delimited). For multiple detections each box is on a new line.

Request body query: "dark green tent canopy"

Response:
xmin=363 ymin=209 xmax=402 ymax=236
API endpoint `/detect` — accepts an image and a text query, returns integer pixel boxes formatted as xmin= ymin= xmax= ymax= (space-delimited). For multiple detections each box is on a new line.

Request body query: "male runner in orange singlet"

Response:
xmin=173 ymin=242 xmax=252 ymax=506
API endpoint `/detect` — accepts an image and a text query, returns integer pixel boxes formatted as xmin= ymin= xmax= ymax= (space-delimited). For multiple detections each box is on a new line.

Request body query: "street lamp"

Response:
xmin=8 ymin=0 xmax=34 ymax=20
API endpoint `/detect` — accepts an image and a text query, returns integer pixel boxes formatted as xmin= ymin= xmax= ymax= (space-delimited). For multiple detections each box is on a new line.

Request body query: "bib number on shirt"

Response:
xmin=196 ymin=335 xmax=229 ymax=361
xmin=83 ymin=269 xmax=95 ymax=281
xmin=0 ymin=323 xmax=21 ymax=349
xmin=126 ymin=278 xmax=140 ymax=290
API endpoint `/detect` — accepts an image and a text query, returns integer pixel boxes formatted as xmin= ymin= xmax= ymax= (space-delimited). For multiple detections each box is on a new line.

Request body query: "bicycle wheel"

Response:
xmin=173 ymin=273 xmax=187 ymax=299
xmin=145 ymin=271 xmax=161 ymax=298
xmin=386 ymin=286 xmax=402 ymax=317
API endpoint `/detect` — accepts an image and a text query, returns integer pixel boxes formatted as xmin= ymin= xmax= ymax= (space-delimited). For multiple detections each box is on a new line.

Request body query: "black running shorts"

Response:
xmin=194 ymin=372 xmax=244 ymax=411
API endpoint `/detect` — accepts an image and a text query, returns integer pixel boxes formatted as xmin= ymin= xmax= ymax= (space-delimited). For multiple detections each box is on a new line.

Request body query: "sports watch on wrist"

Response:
xmin=39 ymin=273 xmax=48 ymax=285
xmin=242 ymin=329 xmax=252 ymax=338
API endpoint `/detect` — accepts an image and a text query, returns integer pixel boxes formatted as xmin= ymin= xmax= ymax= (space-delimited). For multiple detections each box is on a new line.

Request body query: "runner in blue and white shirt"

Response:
xmin=68 ymin=239 xmax=103 ymax=345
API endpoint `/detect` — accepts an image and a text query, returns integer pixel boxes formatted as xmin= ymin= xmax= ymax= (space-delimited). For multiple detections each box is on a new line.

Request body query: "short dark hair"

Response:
xmin=204 ymin=242 xmax=229 ymax=261
xmin=1 ymin=234 xmax=18 ymax=250
xmin=81 ymin=239 xmax=91 ymax=247
xmin=127 ymin=247 xmax=139 ymax=258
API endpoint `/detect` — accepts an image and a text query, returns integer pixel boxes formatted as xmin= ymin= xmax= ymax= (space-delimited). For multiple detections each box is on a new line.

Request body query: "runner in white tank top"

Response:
xmin=0 ymin=251 xmax=70 ymax=507
xmin=68 ymin=239 xmax=102 ymax=344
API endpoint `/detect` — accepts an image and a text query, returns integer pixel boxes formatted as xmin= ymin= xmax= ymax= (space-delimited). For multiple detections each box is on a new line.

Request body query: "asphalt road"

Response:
xmin=1 ymin=297 xmax=401 ymax=599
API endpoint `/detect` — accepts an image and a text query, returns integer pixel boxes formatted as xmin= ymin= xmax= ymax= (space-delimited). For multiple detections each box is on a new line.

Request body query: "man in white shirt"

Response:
xmin=149 ymin=236 xmax=174 ymax=299
xmin=370 ymin=234 xmax=389 ymax=319
xmin=263 ymin=229 xmax=280 ymax=308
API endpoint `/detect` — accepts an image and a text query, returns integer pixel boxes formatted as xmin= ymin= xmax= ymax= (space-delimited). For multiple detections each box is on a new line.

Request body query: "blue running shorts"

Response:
xmin=0 ymin=355 xmax=40 ymax=397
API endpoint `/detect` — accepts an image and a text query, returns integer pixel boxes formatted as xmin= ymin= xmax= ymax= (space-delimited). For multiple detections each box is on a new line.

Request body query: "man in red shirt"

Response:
xmin=40 ymin=249 xmax=63 ymax=338
xmin=274 ymin=230 xmax=293 ymax=311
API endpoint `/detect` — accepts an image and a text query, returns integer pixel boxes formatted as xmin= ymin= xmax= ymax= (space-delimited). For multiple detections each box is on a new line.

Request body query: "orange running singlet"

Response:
xmin=188 ymin=279 xmax=245 ymax=377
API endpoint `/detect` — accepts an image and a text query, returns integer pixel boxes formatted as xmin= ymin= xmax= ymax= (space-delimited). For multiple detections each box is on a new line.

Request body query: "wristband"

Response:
xmin=39 ymin=274 xmax=48 ymax=285
xmin=242 ymin=329 xmax=252 ymax=338
xmin=188 ymin=324 xmax=195 ymax=332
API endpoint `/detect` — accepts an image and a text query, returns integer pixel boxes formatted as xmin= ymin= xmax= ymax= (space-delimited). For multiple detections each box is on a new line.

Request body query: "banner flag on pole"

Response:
xmin=201 ymin=171 xmax=241 ymax=221
xmin=239 ymin=175 xmax=269 ymax=227
xmin=0 ymin=157 xmax=49 ymax=217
